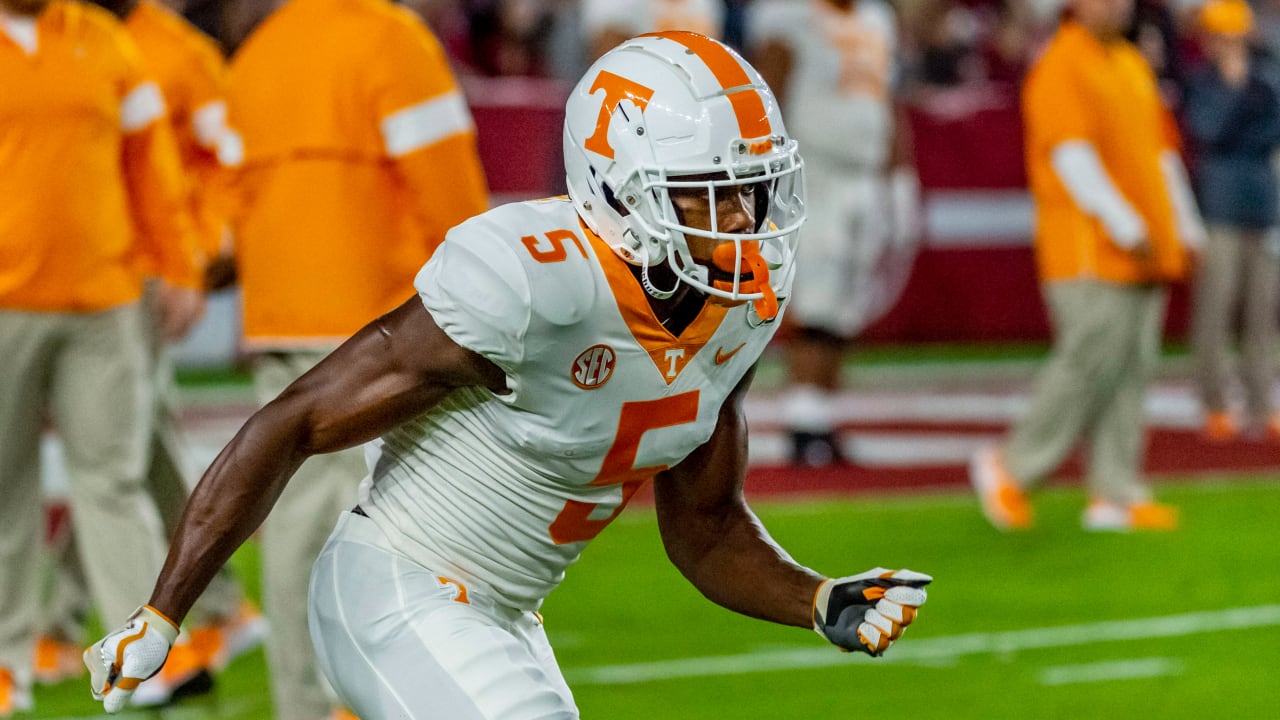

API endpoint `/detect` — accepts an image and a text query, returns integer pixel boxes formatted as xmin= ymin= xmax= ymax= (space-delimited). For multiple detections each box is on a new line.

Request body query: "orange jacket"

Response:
xmin=221 ymin=0 xmax=488 ymax=348
xmin=0 ymin=1 xmax=201 ymax=312
xmin=126 ymin=0 xmax=227 ymax=262
xmin=1023 ymin=21 xmax=1187 ymax=284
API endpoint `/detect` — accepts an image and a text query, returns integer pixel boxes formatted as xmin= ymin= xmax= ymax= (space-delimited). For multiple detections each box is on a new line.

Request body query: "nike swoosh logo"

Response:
xmin=715 ymin=343 xmax=746 ymax=365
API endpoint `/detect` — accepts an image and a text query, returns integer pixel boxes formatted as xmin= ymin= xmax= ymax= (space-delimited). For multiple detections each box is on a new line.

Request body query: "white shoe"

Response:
xmin=0 ymin=665 xmax=33 ymax=717
xmin=1082 ymin=500 xmax=1178 ymax=531
xmin=969 ymin=446 xmax=1032 ymax=530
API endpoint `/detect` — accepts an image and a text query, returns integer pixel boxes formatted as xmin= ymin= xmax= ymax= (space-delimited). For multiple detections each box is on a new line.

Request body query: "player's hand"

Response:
xmin=813 ymin=568 xmax=931 ymax=656
xmin=84 ymin=605 xmax=180 ymax=713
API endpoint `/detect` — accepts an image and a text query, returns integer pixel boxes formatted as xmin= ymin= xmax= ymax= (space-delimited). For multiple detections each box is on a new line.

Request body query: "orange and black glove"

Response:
xmin=813 ymin=568 xmax=931 ymax=656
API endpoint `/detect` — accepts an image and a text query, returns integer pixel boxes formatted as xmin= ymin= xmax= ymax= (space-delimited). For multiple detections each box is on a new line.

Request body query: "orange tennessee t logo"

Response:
xmin=584 ymin=70 xmax=655 ymax=159
xmin=715 ymin=343 xmax=746 ymax=365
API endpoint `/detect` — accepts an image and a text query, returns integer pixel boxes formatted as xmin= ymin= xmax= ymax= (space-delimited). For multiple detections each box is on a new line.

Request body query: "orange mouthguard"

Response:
xmin=711 ymin=242 xmax=778 ymax=320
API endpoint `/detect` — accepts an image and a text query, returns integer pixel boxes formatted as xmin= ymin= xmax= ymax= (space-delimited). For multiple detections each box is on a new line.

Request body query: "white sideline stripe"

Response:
xmin=564 ymin=605 xmax=1280 ymax=685
xmin=748 ymin=431 xmax=992 ymax=467
xmin=1039 ymin=657 xmax=1183 ymax=686
xmin=744 ymin=384 xmax=1206 ymax=429
xmin=381 ymin=91 xmax=474 ymax=157
xmin=923 ymin=190 xmax=1033 ymax=247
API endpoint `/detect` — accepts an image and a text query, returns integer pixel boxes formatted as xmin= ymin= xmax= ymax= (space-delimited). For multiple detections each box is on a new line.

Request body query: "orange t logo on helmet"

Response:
xmin=584 ymin=71 xmax=656 ymax=159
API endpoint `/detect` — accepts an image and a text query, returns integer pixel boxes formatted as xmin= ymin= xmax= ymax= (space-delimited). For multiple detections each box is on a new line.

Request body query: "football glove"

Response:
xmin=813 ymin=568 xmax=931 ymax=656
xmin=84 ymin=605 xmax=180 ymax=713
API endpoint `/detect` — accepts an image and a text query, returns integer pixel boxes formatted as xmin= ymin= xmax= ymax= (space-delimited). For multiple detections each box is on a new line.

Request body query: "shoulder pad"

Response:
xmin=481 ymin=199 xmax=599 ymax=328
xmin=417 ymin=211 xmax=532 ymax=370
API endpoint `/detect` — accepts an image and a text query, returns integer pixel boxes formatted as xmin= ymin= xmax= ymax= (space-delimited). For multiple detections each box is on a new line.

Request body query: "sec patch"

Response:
xmin=571 ymin=344 xmax=616 ymax=389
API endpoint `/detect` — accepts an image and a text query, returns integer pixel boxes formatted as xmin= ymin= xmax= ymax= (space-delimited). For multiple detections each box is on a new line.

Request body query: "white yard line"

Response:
xmin=1039 ymin=657 xmax=1184 ymax=686
xmin=40 ymin=608 xmax=1276 ymax=718
xmin=42 ymin=698 xmax=256 ymax=720
xmin=743 ymin=385 xmax=1204 ymax=430
xmin=564 ymin=605 xmax=1280 ymax=685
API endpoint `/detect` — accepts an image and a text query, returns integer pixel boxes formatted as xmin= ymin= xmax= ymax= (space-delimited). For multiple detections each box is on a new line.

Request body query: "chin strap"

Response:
xmin=711 ymin=241 xmax=779 ymax=321
xmin=634 ymin=239 xmax=679 ymax=299
xmin=640 ymin=262 xmax=679 ymax=300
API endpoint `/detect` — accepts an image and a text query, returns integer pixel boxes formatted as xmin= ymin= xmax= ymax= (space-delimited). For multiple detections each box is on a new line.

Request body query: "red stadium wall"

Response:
xmin=465 ymin=79 xmax=1191 ymax=343
xmin=465 ymin=76 xmax=570 ymax=204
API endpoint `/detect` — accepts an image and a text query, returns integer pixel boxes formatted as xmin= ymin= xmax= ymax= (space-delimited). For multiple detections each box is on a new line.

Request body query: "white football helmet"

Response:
xmin=563 ymin=31 xmax=805 ymax=318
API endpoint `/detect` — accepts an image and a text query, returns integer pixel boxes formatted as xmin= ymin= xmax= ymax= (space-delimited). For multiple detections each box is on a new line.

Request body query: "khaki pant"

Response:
xmin=1190 ymin=225 xmax=1280 ymax=426
xmin=139 ymin=282 xmax=244 ymax=624
xmin=0 ymin=305 xmax=168 ymax=677
xmin=1004 ymin=281 xmax=1166 ymax=504
xmin=787 ymin=162 xmax=892 ymax=337
xmin=254 ymin=350 xmax=365 ymax=720
xmin=39 ymin=283 xmax=244 ymax=642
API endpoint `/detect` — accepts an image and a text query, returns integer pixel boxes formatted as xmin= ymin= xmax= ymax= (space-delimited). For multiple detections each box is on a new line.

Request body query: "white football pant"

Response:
xmin=787 ymin=163 xmax=889 ymax=337
xmin=309 ymin=511 xmax=578 ymax=719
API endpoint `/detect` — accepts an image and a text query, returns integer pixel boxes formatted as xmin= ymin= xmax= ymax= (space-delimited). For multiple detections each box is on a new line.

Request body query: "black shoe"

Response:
xmin=790 ymin=431 xmax=847 ymax=467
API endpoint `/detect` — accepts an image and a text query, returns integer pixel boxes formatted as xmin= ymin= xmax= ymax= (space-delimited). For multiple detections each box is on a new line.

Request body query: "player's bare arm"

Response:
xmin=149 ymin=296 xmax=505 ymax=623
xmin=653 ymin=365 xmax=823 ymax=629
xmin=656 ymin=365 xmax=930 ymax=655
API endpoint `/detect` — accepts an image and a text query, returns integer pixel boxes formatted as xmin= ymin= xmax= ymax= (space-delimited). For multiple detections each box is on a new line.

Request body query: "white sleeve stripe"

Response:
xmin=217 ymin=128 xmax=245 ymax=168
xmin=120 ymin=82 xmax=166 ymax=132
xmin=1159 ymin=150 xmax=1206 ymax=248
xmin=191 ymin=100 xmax=228 ymax=150
xmin=1049 ymin=140 xmax=1145 ymax=247
xmin=381 ymin=91 xmax=474 ymax=158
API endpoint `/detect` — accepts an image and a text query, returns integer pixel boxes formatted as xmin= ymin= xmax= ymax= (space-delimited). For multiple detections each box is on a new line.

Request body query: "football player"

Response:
xmin=85 ymin=33 xmax=931 ymax=718
xmin=749 ymin=0 xmax=922 ymax=466
xmin=581 ymin=0 xmax=724 ymax=62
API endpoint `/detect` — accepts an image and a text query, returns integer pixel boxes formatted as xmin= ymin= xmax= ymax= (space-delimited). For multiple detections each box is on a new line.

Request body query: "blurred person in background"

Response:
xmin=1184 ymin=0 xmax=1280 ymax=441
xmin=724 ymin=0 xmax=749 ymax=48
xmin=464 ymin=0 xmax=558 ymax=76
xmin=214 ymin=0 xmax=487 ymax=716
xmin=913 ymin=0 xmax=989 ymax=86
xmin=582 ymin=0 xmax=724 ymax=62
xmin=1251 ymin=0 xmax=1280 ymax=58
xmin=401 ymin=0 xmax=471 ymax=64
xmin=183 ymin=0 xmax=280 ymax=54
xmin=896 ymin=0 xmax=1037 ymax=120
xmin=1127 ymin=0 xmax=1186 ymax=106
xmin=30 ymin=0 xmax=266 ymax=706
xmin=982 ymin=0 xmax=1037 ymax=86
xmin=749 ymin=0 xmax=922 ymax=467
xmin=970 ymin=0 xmax=1206 ymax=533
xmin=0 ymin=0 xmax=204 ymax=714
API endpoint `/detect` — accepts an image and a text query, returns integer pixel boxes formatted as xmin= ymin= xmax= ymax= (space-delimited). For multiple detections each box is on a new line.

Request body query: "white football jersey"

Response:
xmin=748 ymin=0 xmax=897 ymax=169
xmin=358 ymin=197 xmax=788 ymax=611
xmin=581 ymin=0 xmax=724 ymax=39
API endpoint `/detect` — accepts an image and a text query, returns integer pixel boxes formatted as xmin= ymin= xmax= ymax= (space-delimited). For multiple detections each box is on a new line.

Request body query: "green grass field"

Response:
xmin=28 ymin=476 xmax=1280 ymax=719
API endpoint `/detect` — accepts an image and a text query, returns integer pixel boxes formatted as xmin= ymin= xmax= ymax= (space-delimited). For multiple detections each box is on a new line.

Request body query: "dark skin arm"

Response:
xmin=653 ymin=366 xmax=824 ymax=628
xmin=149 ymin=297 xmax=506 ymax=622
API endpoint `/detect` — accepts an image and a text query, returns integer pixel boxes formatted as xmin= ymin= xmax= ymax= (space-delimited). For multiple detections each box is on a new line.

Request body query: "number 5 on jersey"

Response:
xmin=548 ymin=392 xmax=700 ymax=544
